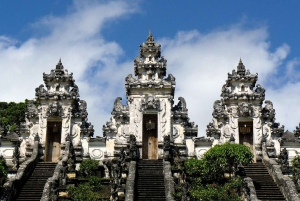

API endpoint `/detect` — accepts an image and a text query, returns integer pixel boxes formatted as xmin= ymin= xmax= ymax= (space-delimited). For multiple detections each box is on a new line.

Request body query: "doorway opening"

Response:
xmin=142 ymin=114 xmax=158 ymax=159
xmin=239 ymin=121 xmax=253 ymax=152
xmin=45 ymin=121 xmax=62 ymax=162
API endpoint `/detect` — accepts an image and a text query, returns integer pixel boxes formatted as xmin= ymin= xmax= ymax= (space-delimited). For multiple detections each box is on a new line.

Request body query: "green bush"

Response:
xmin=0 ymin=100 xmax=29 ymax=132
xmin=78 ymin=159 xmax=99 ymax=177
xmin=190 ymin=178 xmax=242 ymax=201
xmin=0 ymin=156 xmax=8 ymax=179
xmin=67 ymin=160 xmax=102 ymax=201
xmin=186 ymin=142 xmax=253 ymax=183
xmin=67 ymin=176 xmax=102 ymax=201
xmin=184 ymin=143 xmax=253 ymax=200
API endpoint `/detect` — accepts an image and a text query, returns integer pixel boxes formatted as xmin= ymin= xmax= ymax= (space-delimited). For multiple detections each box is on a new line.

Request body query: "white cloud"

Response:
xmin=158 ymin=26 xmax=296 ymax=136
xmin=0 ymin=0 xmax=137 ymax=135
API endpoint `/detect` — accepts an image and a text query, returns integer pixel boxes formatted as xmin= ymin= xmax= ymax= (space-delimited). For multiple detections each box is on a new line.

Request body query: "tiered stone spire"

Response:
xmin=125 ymin=32 xmax=175 ymax=96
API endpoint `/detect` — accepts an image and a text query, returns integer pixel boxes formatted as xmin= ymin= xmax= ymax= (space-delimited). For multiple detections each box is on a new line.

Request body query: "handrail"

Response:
xmin=243 ymin=177 xmax=260 ymax=201
xmin=1 ymin=139 xmax=39 ymax=201
xmin=125 ymin=161 xmax=136 ymax=201
xmin=41 ymin=140 xmax=71 ymax=201
xmin=262 ymin=142 xmax=300 ymax=201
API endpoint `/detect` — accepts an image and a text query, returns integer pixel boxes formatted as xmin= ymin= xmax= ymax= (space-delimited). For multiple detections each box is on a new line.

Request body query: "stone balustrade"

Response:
xmin=262 ymin=142 xmax=300 ymax=201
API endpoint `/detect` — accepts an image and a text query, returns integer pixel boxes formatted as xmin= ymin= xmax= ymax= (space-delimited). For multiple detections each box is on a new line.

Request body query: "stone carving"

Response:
xmin=212 ymin=99 xmax=227 ymax=119
xmin=25 ymin=100 xmax=38 ymax=118
xmin=294 ymin=123 xmax=300 ymax=138
xmin=166 ymin=74 xmax=175 ymax=82
xmin=173 ymin=126 xmax=179 ymax=139
xmin=265 ymin=138 xmax=276 ymax=158
xmin=127 ymin=134 xmax=139 ymax=161
xmin=262 ymin=100 xmax=275 ymax=121
xmin=160 ymin=100 xmax=167 ymax=136
xmin=163 ymin=135 xmax=172 ymax=161
xmin=111 ymin=97 xmax=129 ymax=122
xmin=272 ymin=122 xmax=284 ymax=137
xmin=125 ymin=74 xmax=136 ymax=84
xmin=238 ymin=102 xmax=253 ymax=117
xmin=206 ymin=122 xmax=221 ymax=138
xmin=141 ymin=95 xmax=160 ymax=111
xmin=221 ymin=84 xmax=232 ymax=99
xmin=255 ymin=84 xmax=265 ymax=97
xmin=70 ymin=84 xmax=79 ymax=98
xmin=46 ymin=102 xmax=63 ymax=117
xmin=278 ymin=148 xmax=289 ymax=173
xmin=222 ymin=123 xmax=232 ymax=138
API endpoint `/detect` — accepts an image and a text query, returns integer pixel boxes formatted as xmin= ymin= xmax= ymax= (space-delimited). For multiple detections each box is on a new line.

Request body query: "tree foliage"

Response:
xmin=0 ymin=100 xmax=29 ymax=132
xmin=0 ymin=156 xmax=8 ymax=180
xmin=78 ymin=159 xmax=99 ymax=177
xmin=66 ymin=159 xmax=102 ymax=201
xmin=67 ymin=176 xmax=102 ymax=201
xmin=184 ymin=143 xmax=253 ymax=201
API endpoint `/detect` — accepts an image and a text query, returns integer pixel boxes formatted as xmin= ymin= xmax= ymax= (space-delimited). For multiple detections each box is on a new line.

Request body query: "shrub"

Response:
xmin=0 ymin=156 xmax=8 ymax=179
xmin=186 ymin=142 xmax=253 ymax=182
xmin=67 ymin=174 xmax=102 ymax=201
xmin=78 ymin=159 xmax=99 ymax=177
xmin=190 ymin=178 xmax=242 ymax=201
xmin=184 ymin=143 xmax=253 ymax=200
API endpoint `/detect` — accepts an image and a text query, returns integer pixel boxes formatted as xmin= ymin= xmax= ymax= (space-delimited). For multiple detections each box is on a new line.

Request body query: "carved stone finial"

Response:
xmin=56 ymin=58 xmax=64 ymax=70
xmin=146 ymin=30 xmax=154 ymax=44
xmin=237 ymin=59 xmax=245 ymax=76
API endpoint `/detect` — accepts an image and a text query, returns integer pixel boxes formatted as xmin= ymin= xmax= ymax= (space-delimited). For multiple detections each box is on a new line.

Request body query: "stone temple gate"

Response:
xmin=2 ymin=32 xmax=300 ymax=201
xmin=0 ymin=32 xmax=289 ymax=167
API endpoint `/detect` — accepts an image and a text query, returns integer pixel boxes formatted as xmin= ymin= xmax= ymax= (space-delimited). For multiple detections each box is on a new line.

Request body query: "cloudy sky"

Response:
xmin=0 ymin=0 xmax=300 ymax=136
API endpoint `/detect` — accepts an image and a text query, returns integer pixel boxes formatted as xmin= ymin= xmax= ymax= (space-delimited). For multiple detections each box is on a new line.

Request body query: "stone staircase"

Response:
xmin=16 ymin=162 xmax=57 ymax=201
xmin=244 ymin=162 xmax=286 ymax=201
xmin=135 ymin=160 xmax=166 ymax=201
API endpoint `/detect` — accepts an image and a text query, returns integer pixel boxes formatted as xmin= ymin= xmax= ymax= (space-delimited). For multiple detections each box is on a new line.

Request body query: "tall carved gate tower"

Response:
xmin=206 ymin=60 xmax=284 ymax=161
xmin=24 ymin=60 xmax=94 ymax=164
xmin=103 ymin=32 xmax=198 ymax=159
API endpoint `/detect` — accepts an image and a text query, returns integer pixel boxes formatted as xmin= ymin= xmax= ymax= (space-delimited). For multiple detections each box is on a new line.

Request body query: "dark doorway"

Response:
xmin=142 ymin=114 xmax=158 ymax=159
xmin=45 ymin=121 xmax=62 ymax=162
xmin=239 ymin=122 xmax=253 ymax=151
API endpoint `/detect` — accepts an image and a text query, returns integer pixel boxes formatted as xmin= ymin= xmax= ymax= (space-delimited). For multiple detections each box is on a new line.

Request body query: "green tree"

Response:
xmin=0 ymin=100 xmax=30 ymax=133
xmin=0 ymin=156 xmax=8 ymax=184
xmin=184 ymin=143 xmax=253 ymax=201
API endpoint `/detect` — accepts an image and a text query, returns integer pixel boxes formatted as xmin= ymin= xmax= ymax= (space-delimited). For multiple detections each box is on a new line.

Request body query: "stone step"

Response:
xmin=135 ymin=160 xmax=165 ymax=201
xmin=15 ymin=162 xmax=57 ymax=201
xmin=244 ymin=162 xmax=285 ymax=201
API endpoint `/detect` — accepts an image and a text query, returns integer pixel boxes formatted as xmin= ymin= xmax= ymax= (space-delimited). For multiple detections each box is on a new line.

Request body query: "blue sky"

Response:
xmin=0 ymin=0 xmax=300 ymax=136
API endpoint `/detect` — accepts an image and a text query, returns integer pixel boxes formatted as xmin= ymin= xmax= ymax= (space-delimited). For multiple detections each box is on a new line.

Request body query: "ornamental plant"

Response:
xmin=184 ymin=143 xmax=253 ymax=201
xmin=0 ymin=100 xmax=30 ymax=133
xmin=0 ymin=156 xmax=8 ymax=182
xmin=78 ymin=159 xmax=99 ymax=177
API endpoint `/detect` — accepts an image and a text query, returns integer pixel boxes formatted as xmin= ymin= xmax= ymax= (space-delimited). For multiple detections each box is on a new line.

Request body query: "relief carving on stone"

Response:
xmin=160 ymin=100 xmax=167 ymax=136
xmin=212 ymin=100 xmax=227 ymax=118
xmin=134 ymin=100 xmax=141 ymax=137
xmin=238 ymin=102 xmax=253 ymax=117
xmin=140 ymin=95 xmax=160 ymax=111
xmin=222 ymin=123 xmax=232 ymax=138
xmin=173 ymin=126 xmax=180 ymax=139
xmin=71 ymin=123 xmax=81 ymax=138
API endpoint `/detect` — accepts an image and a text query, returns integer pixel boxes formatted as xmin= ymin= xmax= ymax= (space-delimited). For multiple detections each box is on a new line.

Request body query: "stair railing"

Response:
xmin=0 ymin=135 xmax=40 ymax=201
xmin=262 ymin=142 xmax=300 ymax=201
xmin=41 ymin=134 xmax=74 ymax=201
xmin=242 ymin=177 xmax=260 ymax=201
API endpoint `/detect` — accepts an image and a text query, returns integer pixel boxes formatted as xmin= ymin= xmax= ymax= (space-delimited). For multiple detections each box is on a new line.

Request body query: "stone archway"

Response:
xmin=142 ymin=114 xmax=158 ymax=159
xmin=45 ymin=121 xmax=62 ymax=162
xmin=239 ymin=121 xmax=253 ymax=152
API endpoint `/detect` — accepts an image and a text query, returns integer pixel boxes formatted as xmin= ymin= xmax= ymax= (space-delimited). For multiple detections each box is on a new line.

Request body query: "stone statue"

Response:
xmin=278 ymin=148 xmax=289 ymax=173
